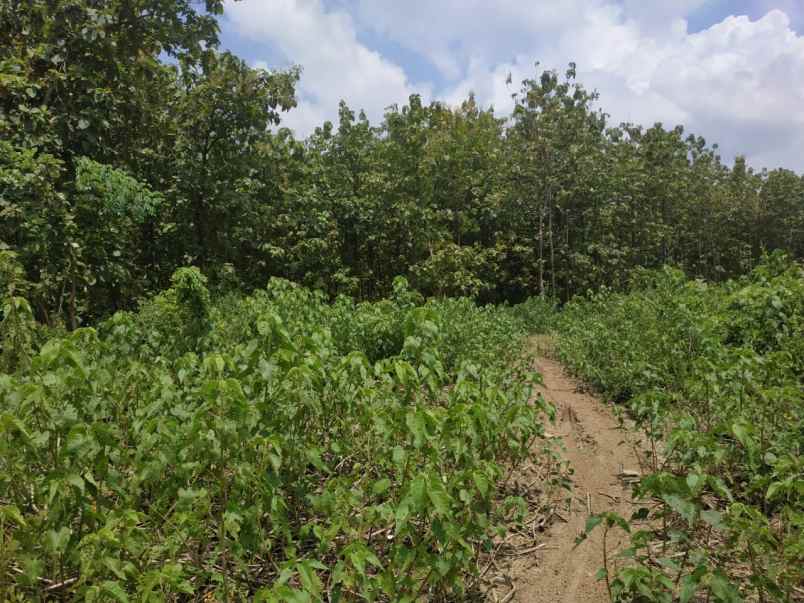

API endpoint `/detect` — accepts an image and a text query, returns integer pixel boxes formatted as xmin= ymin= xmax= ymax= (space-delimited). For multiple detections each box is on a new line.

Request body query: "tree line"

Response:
xmin=2 ymin=1 xmax=803 ymax=326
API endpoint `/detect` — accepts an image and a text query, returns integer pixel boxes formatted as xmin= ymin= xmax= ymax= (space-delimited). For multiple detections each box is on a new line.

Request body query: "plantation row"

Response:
xmin=0 ymin=269 xmax=556 ymax=601
xmin=557 ymin=253 xmax=804 ymax=602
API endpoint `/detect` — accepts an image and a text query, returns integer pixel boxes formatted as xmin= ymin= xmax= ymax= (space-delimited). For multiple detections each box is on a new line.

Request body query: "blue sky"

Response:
xmin=219 ymin=1 xmax=804 ymax=171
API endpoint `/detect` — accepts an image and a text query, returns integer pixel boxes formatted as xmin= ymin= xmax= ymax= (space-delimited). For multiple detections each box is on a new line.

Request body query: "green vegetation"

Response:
xmin=1 ymin=2 xmax=803 ymax=601
xmin=0 ymin=272 xmax=555 ymax=600
xmin=561 ymin=254 xmax=803 ymax=602
xmin=2 ymin=3 xmax=803 ymax=327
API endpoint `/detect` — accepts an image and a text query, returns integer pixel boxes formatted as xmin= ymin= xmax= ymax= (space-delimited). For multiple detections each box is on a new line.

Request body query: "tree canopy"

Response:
xmin=1 ymin=1 xmax=802 ymax=327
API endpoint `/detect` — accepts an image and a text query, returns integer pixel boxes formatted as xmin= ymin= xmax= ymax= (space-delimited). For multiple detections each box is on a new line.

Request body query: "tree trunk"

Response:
xmin=549 ymin=189 xmax=556 ymax=297
xmin=538 ymin=203 xmax=544 ymax=297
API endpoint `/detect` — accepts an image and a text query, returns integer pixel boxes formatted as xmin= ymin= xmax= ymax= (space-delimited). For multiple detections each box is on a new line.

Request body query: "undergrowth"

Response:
xmin=0 ymin=273 xmax=555 ymax=601
xmin=557 ymin=253 xmax=803 ymax=602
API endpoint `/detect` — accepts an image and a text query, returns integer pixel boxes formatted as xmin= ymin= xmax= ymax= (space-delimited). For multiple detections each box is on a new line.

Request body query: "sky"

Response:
xmin=219 ymin=1 xmax=804 ymax=172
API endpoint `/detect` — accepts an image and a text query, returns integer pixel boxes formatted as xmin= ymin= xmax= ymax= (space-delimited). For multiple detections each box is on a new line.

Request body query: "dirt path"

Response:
xmin=506 ymin=353 xmax=642 ymax=603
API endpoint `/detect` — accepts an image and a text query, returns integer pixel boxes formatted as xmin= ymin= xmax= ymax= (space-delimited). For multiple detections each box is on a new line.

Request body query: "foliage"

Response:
xmin=0 ymin=140 xmax=74 ymax=324
xmin=74 ymin=158 xmax=162 ymax=223
xmin=171 ymin=51 xmax=299 ymax=269
xmin=0 ymin=272 xmax=552 ymax=600
xmin=557 ymin=254 xmax=804 ymax=601
xmin=72 ymin=158 xmax=164 ymax=320
xmin=509 ymin=296 xmax=559 ymax=335
xmin=1 ymin=4 xmax=803 ymax=598
xmin=2 ymin=0 xmax=803 ymax=320
xmin=411 ymin=243 xmax=499 ymax=298
xmin=0 ymin=252 xmax=37 ymax=372
xmin=0 ymin=0 xmax=299 ymax=324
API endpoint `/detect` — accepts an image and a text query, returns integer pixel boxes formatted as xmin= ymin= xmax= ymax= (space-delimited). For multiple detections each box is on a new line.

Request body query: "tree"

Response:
xmin=0 ymin=0 xmax=229 ymax=168
xmin=503 ymin=63 xmax=607 ymax=300
xmin=170 ymin=51 xmax=298 ymax=269
xmin=0 ymin=0 xmax=234 ymax=323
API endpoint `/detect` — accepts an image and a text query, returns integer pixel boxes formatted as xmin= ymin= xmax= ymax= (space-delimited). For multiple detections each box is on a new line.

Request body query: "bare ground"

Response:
xmin=499 ymin=350 xmax=643 ymax=603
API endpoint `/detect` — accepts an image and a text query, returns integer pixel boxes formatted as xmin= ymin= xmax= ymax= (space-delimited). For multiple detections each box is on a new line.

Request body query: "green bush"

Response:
xmin=0 ymin=273 xmax=552 ymax=600
xmin=558 ymin=256 xmax=804 ymax=602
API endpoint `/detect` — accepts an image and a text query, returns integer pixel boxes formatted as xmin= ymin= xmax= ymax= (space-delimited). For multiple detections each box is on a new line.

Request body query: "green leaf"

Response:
xmin=594 ymin=567 xmax=607 ymax=581
xmin=372 ymin=478 xmax=391 ymax=495
xmin=584 ymin=515 xmax=603 ymax=534
xmin=392 ymin=446 xmax=406 ymax=467
xmin=663 ymin=495 xmax=698 ymax=526
xmin=472 ymin=471 xmax=490 ymax=498
xmin=66 ymin=473 xmax=85 ymax=493
xmin=732 ymin=421 xmax=755 ymax=453
xmin=427 ymin=478 xmax=452 ymax=517
xmin=765 ymin=480 xmax=784 ymax=501
xmin=686 ymin=473 xmax=705 ymax=494
xmin=101 ymin=580 xmax=130 ymax=602
xmin=44 ymin=527 xmax=72 ymax=554
xmin=707 ymin=476 xmax=734 ymax=502
xmin=409 ymin=474 xmax=427 ymax=508
xmin=305 ymin=447 xmax=329 ymax=472
xmin=680 ymin=574 xmax=700 ymax=603
xmin=603 ymin=511 xmax=631 ymax=533
xmin=700 ymin=509 xmax=725 ymax=530
xmin=0 ymin=505 xmax=26 ymax=527
xmin=346 ymin=543 xmax=381 ymax=575
xmin=394 ymin=500 xmax=410 ymax=532
xmin=708 ymin=571 xmax=741 ymax=602
xmin=405 ymin=410 xmax=427 ymax=448
xmin=297 ymin=561 xmax=322 ymax=596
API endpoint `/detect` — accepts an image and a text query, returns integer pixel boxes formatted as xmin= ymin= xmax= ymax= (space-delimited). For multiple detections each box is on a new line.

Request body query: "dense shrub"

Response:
xmin=557 ymin=254 xmax=804 ymax=602
xmin=0 ymin=270 xmax=552 ymax=601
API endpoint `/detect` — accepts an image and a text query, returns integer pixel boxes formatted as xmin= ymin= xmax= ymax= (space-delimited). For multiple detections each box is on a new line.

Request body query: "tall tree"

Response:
xmin=171 ymin=51 xmax=298 ymax=269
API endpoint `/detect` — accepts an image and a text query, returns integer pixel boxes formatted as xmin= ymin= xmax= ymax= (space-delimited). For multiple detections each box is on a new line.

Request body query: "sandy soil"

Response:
xmin=505 ymin=353 xmax=642 ymax=603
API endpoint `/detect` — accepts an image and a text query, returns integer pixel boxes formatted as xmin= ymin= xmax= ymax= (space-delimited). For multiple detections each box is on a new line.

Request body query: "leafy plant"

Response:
xmin=0 ymin=272 xmax=552 ymax=600
xmin=556 ymin=255 xmax=804 ymax=601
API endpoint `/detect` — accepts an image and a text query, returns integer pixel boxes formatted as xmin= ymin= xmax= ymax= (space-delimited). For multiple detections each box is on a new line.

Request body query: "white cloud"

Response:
xmin=358 ymin=2 xmax=804 ymax=170
xmin=226 ymin=1 xmax=804 ymax=171
xmin=756 ymin=0 xmax=804 ymax=29
xmin=576 ymin=9 xmax=804 ymax=168
xmin=354 ymin=1 xmax=604 ymax=80
xmin=620 ymin=0 xmax=707 ymax=33
xmin=223 ymin=0 xmax=430 ymax=136
xmin=652 ymin=10 xmax=804 ymax=167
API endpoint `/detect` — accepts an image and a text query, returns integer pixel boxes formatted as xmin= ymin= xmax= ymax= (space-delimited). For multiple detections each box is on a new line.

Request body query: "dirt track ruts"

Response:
xmin=508 ymin=352 xmax=641 ymax=603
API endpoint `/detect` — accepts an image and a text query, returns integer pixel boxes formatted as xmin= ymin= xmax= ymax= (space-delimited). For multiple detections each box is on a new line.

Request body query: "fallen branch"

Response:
xmin=598 ymin=491 xmax=620 ymax=503
xmin=43 ymin=577 xmax=78 ymax=592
